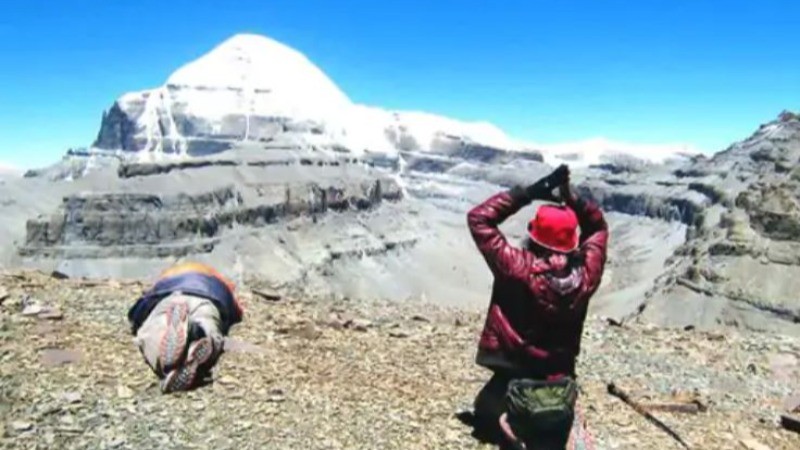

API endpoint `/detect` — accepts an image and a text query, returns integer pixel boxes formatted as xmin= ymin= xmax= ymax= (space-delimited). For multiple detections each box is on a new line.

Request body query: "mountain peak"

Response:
xmin=165 ymin=32 xmax=351 ymax=114
xmin=89 ymin=32 xmax=695 ymax=167
xmin=90 ymin=32 xmax=530 ymax=157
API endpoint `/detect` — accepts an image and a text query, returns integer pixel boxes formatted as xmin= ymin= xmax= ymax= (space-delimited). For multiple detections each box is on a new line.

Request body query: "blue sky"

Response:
xmin=0 ymin=0 xmax=797 ymax=169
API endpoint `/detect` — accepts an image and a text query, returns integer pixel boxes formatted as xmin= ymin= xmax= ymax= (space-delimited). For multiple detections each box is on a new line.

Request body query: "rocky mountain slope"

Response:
xmin=1 ymin=271 xmax=799 ymax=449
xmin=0 ymin=33 xmax=798 ymax=335
xmin=624 ymin=112 xmax=800 ymax=334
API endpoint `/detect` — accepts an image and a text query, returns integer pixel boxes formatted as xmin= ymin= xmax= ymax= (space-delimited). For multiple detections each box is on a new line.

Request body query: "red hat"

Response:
xmin=528 ymin=205 xmax=579 ymax=253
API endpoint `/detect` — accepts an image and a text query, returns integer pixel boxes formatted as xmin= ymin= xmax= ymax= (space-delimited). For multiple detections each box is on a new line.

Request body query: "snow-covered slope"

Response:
xmin=166 ymin=34 xmax=352 ymax=119
xmin=535 ymin=137 xmax=698 ymax=168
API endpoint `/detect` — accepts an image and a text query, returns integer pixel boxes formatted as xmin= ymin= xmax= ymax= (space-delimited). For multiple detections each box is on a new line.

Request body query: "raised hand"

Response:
xmin=545 ymin=164 xmax=570 ymax=189
xmin=525 ymin=164 xmax=570 ymax=203
xmin=556 ymin=166 xmax=576 ymax=204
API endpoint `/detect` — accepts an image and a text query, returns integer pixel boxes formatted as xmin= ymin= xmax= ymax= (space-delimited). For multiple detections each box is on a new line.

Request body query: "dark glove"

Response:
xmin=510 ymin=164 xmax=570 ymax=203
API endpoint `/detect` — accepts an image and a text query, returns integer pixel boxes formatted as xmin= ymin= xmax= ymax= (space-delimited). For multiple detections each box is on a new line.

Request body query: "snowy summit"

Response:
xmin=165 ymin=34 xmax=352 ymax=127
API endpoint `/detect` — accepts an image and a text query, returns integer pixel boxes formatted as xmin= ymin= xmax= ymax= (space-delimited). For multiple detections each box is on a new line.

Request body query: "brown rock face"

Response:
xmin=632 ymin=113 xmax=800 ymax=333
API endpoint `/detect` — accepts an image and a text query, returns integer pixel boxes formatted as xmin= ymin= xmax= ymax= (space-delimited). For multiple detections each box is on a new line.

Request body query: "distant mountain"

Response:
xmin=89 ymin=34 xmax=525 ymax=164
xmin=85 ymin=33 xmax=687 ymax=169
xmin=3 ymin=33 xmax=797 ymax=336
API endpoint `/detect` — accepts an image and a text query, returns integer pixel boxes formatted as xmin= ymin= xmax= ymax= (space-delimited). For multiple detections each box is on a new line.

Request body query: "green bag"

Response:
xmin=504 ymin=377 xmax=578 ymax=447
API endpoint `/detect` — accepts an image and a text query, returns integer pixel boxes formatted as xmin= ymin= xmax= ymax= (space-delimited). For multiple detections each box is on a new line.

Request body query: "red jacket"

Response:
xmin=467 ymin=189 xmax=609 ymax=378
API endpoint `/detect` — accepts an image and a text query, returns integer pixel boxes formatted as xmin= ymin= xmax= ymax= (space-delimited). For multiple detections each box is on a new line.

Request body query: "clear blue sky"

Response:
xmin=0 ymin=0 xmax=798 ymax=169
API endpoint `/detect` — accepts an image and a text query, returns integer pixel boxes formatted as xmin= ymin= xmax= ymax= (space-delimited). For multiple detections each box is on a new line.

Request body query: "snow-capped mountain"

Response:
xmin=92 ymin=34 xmax=522 ymax=162
xmin=88 ymin=33 xmax=692 ymax=167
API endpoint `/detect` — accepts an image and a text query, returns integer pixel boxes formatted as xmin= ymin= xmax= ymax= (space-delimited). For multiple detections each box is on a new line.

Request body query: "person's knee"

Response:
xmin=474 ymin=374 xmax=511 ymax=421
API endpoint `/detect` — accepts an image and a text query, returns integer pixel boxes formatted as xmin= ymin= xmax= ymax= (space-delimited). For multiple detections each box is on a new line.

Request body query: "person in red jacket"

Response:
xmin=466 ymin=164 xmax=608 ymax=449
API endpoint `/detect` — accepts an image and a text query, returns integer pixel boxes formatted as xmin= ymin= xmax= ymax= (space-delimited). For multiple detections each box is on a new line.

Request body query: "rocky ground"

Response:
xmin=2 ymin=270 xmax=799 ymax=449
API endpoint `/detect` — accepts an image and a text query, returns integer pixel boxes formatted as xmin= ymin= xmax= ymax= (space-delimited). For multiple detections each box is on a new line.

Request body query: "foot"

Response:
xmin=499 ymin=413 xmax=527 ymax=450
xmin=161 ymin=336 xmax=215 ymax=393
xmin=158 ymin=301 xmax=190 ymax=374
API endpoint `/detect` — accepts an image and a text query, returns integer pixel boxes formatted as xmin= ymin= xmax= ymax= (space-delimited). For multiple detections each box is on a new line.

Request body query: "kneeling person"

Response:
xmin=466 ymin=165 xmax=608 ymax=449
xmin=128 ymin=262 xmax=244 ymax=393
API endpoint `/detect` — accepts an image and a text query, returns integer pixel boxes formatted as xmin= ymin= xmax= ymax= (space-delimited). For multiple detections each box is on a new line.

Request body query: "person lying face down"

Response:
xmin=127 ymin=262 xmax=244 ymax=393
xmin=466 ymin=164 xmax=609 ymax=449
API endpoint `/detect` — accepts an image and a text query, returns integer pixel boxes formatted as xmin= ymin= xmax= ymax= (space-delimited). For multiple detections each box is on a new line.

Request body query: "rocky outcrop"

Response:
xmin=575 ymin=181 xmax=708 ymax=225
xmin=628 ymin=112 xmax=800 ymax=333
xmin=23 ymin=152 xmax=122 ymax=182
xmin=93 ymin=102 xmax=141 ymax=152
xmin=737 ymin=182 xmax=800 ymax=241
xmin=21 ymin=178 xmax=402 ymax=259
xmin=116 ymin=154 xmax=368 ymax=178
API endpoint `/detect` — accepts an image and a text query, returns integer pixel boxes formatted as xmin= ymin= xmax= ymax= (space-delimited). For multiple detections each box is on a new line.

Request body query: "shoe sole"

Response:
xmin=158 ymin=302 xmax=189 ymax=374
xmin=161 ymin=337 xmax=214 ymax=393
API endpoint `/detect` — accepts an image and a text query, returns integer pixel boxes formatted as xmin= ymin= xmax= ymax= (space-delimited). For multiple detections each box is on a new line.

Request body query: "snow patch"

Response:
xmin=390 ymin=111 xmax=518 ymax=151
xmin=335 ymin=105 xmax=522 ymax=156
xmin=159 ymin=88 xmax=188 ymax=155
xmin=139 ymin=89 xmax=162 ymax=153
xmin=534 ymin=137 xmax=699 ymax=167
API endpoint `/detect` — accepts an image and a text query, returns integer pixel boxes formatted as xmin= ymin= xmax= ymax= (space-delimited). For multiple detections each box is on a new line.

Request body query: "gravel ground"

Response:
xmin=1 ymin=271 xmax=799 ymax=449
